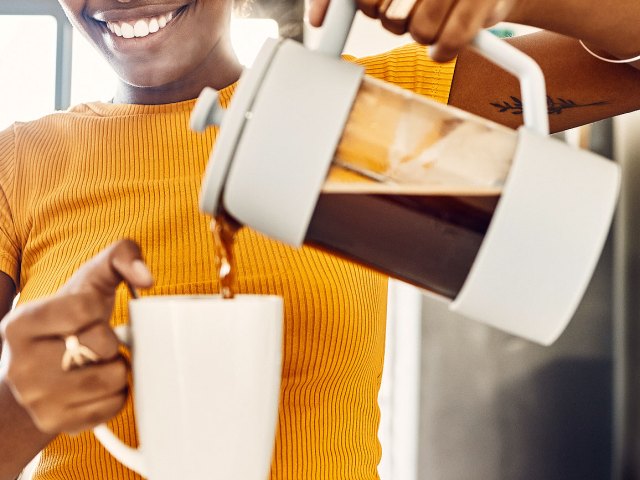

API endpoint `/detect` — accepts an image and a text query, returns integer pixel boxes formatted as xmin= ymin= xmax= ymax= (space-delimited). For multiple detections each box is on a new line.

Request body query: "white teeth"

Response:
xmin=134 ymin=19 xmax=149 ymax=37
xmin=121 ymin=22 xmax=135 ymax=38
xmin=105 ymin=10 xmax=178 ymax=39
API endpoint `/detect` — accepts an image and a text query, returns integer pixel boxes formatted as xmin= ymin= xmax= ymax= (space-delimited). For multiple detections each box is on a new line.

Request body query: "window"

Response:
xmin=0 ymin=15 xmax=57 ymax=130
xmin=70 ymin=30 xmax=118 ymax=105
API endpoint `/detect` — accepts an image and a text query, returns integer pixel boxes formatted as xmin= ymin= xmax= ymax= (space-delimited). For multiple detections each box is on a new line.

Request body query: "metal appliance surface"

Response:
xmin=417 ymin=121 xmax=616 ymax=480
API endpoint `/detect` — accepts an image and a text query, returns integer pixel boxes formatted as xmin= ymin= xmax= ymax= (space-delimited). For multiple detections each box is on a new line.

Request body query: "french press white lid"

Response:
xmin=192 ymin=1 xmax=620 ymax=345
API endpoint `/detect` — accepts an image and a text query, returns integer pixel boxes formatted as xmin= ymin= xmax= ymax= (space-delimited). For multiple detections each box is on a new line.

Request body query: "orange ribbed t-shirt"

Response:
xmin=0 ymin=43 xmax=455 ymax=479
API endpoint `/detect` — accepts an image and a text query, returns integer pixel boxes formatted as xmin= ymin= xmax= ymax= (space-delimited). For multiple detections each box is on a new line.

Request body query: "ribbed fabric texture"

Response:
xmin=0 ymin=43 xmax=455 ymax=479
xmin=345 ymin=43 xmax=456 ymax=104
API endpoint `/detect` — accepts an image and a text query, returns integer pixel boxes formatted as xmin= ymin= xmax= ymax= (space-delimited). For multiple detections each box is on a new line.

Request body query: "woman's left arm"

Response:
xmin=449 ymin=31 xmax=640 ymax=133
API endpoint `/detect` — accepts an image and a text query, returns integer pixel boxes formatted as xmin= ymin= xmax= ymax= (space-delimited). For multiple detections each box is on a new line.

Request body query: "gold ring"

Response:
xmin=61 ymin=335 xmax=101 ymax=372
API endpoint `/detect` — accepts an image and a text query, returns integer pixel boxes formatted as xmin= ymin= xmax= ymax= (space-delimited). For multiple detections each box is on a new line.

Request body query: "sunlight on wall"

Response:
xmin=231 ymin=18 xmax=279 ymax=67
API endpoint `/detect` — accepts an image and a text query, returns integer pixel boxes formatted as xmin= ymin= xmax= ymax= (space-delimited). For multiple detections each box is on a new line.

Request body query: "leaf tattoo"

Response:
xmin=490 ymin=96 xmax=608 ymax=115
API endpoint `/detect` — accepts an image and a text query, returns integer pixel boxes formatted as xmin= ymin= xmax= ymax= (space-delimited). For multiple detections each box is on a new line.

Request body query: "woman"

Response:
xmin=0 ymin=0 xmax=639 ymax=479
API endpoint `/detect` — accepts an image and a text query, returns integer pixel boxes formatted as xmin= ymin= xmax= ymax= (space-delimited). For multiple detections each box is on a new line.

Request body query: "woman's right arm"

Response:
xmin=0 ymin=274 xmax=53 ymax=480
xmin=0 ymin=240 xmax=154 ymax=480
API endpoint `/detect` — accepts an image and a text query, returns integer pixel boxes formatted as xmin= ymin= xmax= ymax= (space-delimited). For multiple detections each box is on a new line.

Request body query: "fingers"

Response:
xmin=483 ymin=0 xmax=513 ymax=27
xmin=3 ymin=239 xmax=153 ymax=344
xmin=61 ymin=392 xmax=128 ymax=433
xmin=310 ymin=0 xmax=514 ymax=63
xmin=7 ymin=345 xmax=129 ymax=434
xmin=2 ymin=292 xmax=106 ymax=341
xmin=6 ymin=341 xmax=128 ymax=434
xmin=75 ymin=322 xmax=122 ymax=361
xmin=0 ymin=239 xmax=148 ymax=435
xmin=5 ymin=319 xmax=126 ymax=404
xmin=90 ymin=239 xmax=154 ymax=293
xmin=35 ymin=387 xmax=128 ymax=434
xmin=308 ymin=0 xmax=331 ymax=26
xmin=32 ymin=321 xmax=122 ymax=362
xmin=379 ymin=0 xmax=418 ymax=35
xmin=308 ymin=0 xmax=385 ymax=28
xmin=428 ymin=0 xmax=496 ymax=62
xmin=11 ymin=357 xmax=128 ymax=407
xmin=357 ymin=0 xmax=382 ymax=19
xmin=405 ymin=0 xmax=456 ymax=44
xmin=1 ymin=261 xmax=132 ymax=435
xmin=61 ymin=239 xmax=153 ymax=298
xmin=65 ymin=360 xmax=129 ymax=406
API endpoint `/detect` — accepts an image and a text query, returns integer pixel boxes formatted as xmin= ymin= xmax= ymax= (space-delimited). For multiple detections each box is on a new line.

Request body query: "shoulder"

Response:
xmin=8 ymin=111 xmax=73 ymax=147
xmin=4 ymin=108 xmax=93 ymax=164
xmin=0 ymin=124 xmax=16 ymax=160
xmin=343 ymin=43 xmax=457 ymax=104
xmin=0 ymin=125 xmax=17 ymax=196
xmin=0 ymin=110 xmax=89 ymax=202
xmin=8 ymin=102 xmax=103 ymax=141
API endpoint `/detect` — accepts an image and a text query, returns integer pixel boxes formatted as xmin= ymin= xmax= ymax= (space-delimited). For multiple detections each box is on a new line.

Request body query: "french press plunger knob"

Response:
xmin=190 ymin=87 xmax=225 ymax=132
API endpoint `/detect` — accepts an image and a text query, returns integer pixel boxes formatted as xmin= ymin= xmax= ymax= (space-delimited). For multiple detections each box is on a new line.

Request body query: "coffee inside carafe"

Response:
xmin=328 ymin=77 xmax=517 ymax=193
xmin=300 ymin=77 xmax=516 ymax=299
xmin=307 ymin=193 xmax=498 ymax=299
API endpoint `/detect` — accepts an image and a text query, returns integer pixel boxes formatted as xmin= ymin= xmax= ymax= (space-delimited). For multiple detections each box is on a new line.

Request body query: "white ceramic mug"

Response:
xmin=93 ymin=294 xmax=283 ymax=480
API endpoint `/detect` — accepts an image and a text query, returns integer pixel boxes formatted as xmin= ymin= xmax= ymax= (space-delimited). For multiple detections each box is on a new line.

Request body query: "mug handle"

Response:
xmin=92 ymin=325 xmax=148 ymax=477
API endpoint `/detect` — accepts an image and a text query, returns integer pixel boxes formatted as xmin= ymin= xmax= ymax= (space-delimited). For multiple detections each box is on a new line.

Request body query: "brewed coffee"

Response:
xmin=307 ymin=192 xmax=498 ymax=299
xmin=210 ymin=215 xmax=238 ymax=299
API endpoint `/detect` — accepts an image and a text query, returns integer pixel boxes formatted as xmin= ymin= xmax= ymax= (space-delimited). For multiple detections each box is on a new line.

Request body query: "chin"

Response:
xmin=114 ymin=56 xmax=195 ymax=89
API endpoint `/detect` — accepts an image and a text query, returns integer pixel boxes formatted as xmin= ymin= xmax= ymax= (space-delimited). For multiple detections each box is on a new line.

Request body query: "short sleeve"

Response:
xmin=344 ymin=43 xmax=457 ymax=104
xmin=0 ymin=126 xmax=21 ymax=287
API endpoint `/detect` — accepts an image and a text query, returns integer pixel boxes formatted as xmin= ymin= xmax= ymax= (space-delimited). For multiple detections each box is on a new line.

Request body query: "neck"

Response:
xmin=113 ymin=38 xmax=243 ymax=105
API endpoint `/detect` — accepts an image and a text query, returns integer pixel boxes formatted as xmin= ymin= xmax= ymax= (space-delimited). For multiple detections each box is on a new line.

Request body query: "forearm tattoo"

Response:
xmin=490 ymin=96 xmax=608 ymax=115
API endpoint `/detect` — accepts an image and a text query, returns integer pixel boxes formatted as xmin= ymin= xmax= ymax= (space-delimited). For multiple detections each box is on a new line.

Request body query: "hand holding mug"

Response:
xmin=308 ymin=0 xmax=518 ymax=61
xmin=0 ymin=239 xmax=153 ymax=434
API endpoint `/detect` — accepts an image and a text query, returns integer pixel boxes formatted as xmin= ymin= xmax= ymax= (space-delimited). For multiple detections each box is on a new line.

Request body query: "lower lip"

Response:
xmin=100 ymin=7 xmax=186 ymax=54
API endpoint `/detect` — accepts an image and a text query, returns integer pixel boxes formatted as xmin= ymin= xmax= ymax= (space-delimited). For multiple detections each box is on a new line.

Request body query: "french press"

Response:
xmin=190 ymin=1 xmax=620 ymax=345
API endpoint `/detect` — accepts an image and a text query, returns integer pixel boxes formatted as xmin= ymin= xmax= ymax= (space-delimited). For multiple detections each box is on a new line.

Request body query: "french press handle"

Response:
xmin=311 ymin=0 xmax=549 ymax=135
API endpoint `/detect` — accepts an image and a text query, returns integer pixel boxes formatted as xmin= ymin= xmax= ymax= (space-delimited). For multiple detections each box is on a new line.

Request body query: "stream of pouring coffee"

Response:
xmin=211 ymin=215 xmax=238 ymax=299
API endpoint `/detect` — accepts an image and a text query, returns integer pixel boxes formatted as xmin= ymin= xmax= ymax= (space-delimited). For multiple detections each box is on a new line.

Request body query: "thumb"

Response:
xmin=484 ymin=0 xmax=514 ymax=27
xmin=62 ymin=239 xmax=154 ymax=297
xmin=307 ymin=0 xmax=331 ymax=27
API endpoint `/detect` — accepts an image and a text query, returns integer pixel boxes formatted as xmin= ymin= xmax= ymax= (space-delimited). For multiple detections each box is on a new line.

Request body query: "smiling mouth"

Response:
xmin=94 ymin=6 xmax=187 ymax=39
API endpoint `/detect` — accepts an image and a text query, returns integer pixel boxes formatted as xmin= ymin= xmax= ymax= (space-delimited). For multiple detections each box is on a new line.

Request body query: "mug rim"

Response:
xmin=129 ymin=294 xmax=282 ymax=304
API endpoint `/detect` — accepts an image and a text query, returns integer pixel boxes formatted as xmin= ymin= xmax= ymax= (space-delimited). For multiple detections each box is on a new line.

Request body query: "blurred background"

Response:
xmin=2 ymin=1 xmax=640 ymax=479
